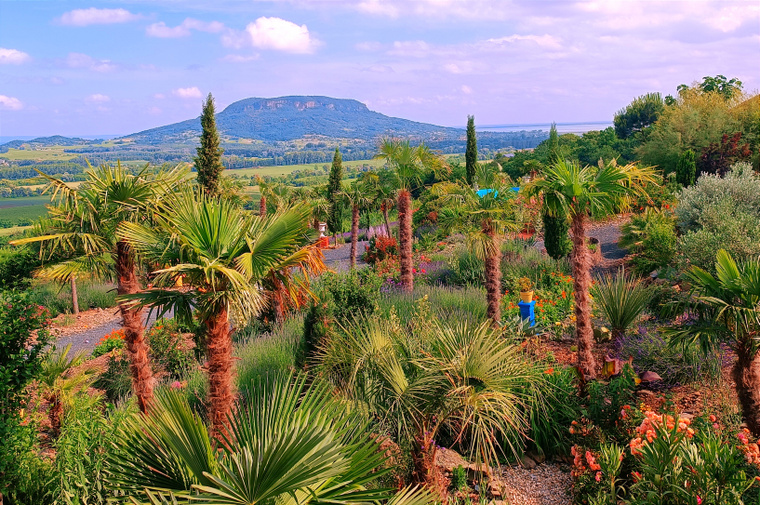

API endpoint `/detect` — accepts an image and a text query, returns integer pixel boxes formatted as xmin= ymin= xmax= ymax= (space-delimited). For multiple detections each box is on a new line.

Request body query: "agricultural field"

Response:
xmin=1 ymin=146 xmax=79 ymax=162
xmin=0 ymin=195 xmax=50 ymax=227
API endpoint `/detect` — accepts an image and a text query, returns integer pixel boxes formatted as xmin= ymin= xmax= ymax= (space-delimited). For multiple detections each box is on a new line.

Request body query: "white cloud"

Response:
xmin=243 ymin=17 xmax=318 ymax=54
xmin=86 ymin=93 xmax=110 ymax=103
xmin=172 ymin=87 xmax=202 ymax=99
xmin=0 ymin=95 xmax=23 ymax=110
xmin=221 ymin=54 xmax=259 ymax=63
xmin=153 ymin=93 xmax=166 ymax=99
xmin=355 ymin=41 xmax=383 ymax=52
xmin=461 ymin=85 xmax=472 ymax=95
xmin=0 ymin=48 xmax=30 ymax=65
xmin=485 ymin=34 xmax=562 ymax=50
xmin=147 ymin=18 xmax=226 ymax=38
xmin=65 ymin=53 xmax=117 ymax=72
xmin=58 ymin=8 xmax=141 ymax=27
xmin=388 ymin=40 xmax=431 ymax=57
xmin=357 ymin=0 xmax=400 ymax=18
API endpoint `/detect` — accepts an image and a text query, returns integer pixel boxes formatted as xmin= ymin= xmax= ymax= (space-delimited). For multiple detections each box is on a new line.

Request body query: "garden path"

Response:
xmin=54 ymin=220 xmax=627 ymax=354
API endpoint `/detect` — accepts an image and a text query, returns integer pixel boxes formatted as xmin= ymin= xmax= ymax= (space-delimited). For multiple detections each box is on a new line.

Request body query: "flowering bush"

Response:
xmin=363 ymin=236 xmax=398 ymax=264
xmin=503 ymin=271 xmax=574 ymax=328
xmin=92 ymin=329 xmax=125 ymax=358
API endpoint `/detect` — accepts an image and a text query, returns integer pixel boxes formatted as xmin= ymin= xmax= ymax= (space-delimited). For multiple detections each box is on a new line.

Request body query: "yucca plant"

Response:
xmin=591 ymin=270 xmax=652 ymax=340
xmin=316 ymin=301 xmax=547 ymax=490
xmin=108 ymin=372 xmax=432 ymax=505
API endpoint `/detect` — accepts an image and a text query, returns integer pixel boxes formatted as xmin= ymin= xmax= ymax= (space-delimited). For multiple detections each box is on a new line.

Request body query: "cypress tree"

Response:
xmin=676 ymin=149 xmax=697 ymax=187
xmin=543 ymin=123 xmax=571 ymax=259
xmin=465 ymin=115 xmax=477 ymax=186
xmin=327 ymin=148 xmax=344 ymax=237
xmin=195 ymin=93 xmax=224 ymax=196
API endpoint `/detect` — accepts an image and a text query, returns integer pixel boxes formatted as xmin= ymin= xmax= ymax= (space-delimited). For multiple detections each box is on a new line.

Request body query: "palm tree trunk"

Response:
xmin=484 ymin=225 xmax=502 ymax=325
xmin=207 ymin=306 xmax=234 ymax=440
xmin=382 ymin=202 xmax=391 ymax=237
xmin=115 ymin=241 xmax=154 ymax=413
xmin=734 ymin=343 xmax=760 ymax=437
xmin=259 ymin=195 xmax=266 ymax=216
xmin=350 ymin=203 xmax=359 ymax=269
xmin=70 ymin=275 xmax=79 ymax=316
xmin=571 ymin=213 xmax=596 ymax=381
xmin=398 ymin=190 xmax=413 ymax=293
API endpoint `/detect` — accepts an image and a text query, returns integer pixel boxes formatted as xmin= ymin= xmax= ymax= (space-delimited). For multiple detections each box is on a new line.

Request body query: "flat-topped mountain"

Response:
xmin=122 ymin=96 xmax=463 ymax=144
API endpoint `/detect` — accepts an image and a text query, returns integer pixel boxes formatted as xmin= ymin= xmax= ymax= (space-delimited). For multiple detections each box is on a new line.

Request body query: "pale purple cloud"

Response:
xmin=0 ymin=48 xmax=30 ymax=65
xmin=147 ymin=18 xmax=226 ymax=38
xmin=58 ymin=8 xmax=142 ymax=26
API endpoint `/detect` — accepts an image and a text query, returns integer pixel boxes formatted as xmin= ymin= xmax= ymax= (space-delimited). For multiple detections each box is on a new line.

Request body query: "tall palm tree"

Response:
xmin=339 ymin=182 xmax=374 ymax=269
xmin=118 ymin=192 xmax=324 ymax=437
xmin=12 ymin=162 xmax=187 ymax=413
xmin=360 ymin=170 xmax=396 ymax=236
xmin=433 ymin=167 xmax=518 ymax=324
xmin=666 ymin=250 xmax=760 ymax=436
xmin=107 ymin=373 xmax=433 ymax=505
xmin=525 ymin=159 xmax=659 ymax=381
xmin=375 ymin=139 xmax=445 ymax=292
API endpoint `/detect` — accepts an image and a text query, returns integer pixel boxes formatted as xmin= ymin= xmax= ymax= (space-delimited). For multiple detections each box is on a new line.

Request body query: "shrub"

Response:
xmin=542 ymin=211 xmax=571 ymax=259
xmin=620 ymin=209 xmax=678 ymax=275
xmin=378 ymin=285 xmax=488 ymax=326
xmin=92 ymin=329 xmax=126 ymax=358
xmin=25 ymin=281 xmax=117 ymax=317
xmin=676 ymin=149 xmax=697 ymax=187
xmin=450 ymin=247 xmax=484 ymax=287
xmin=236 ymin=316 xmax=302 ymax=393
xmin=362 ymin=235 xmax=398 ymax=264
xmin=527 ymin=366 xmax=581 ymax=458
xmin=147 ymin=319 xmax=195 ymax=380
xmin=676 ymin=163 xmax=760 ymax=271
xmin=591 ymin=271 xmax=652 ymax=339
xmin=93 ymin=351 xmax=132 ymax=402
xmin=615 ymin=325 xmax=722 ymax=386
xmin=0 ymin=246 xmax=38 ymax=290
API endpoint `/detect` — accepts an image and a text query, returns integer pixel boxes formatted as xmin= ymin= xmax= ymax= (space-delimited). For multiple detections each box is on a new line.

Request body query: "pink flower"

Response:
xmin=171 ymin=381 xmax=182 ymax=389
xmin=595 ymin=472 xmax=602 ymax=482
xmin=697 ymin=496 xmax=702 ymax=505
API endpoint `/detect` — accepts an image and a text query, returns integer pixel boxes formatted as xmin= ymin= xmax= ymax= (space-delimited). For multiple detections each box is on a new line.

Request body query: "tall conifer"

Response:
xmin=195 ymin=93 xmax=224 ymax=196
xmin=327 ymin=148 xmax=344 ymax=238
xmin=543 ymin=123 xmax=571 ymax=259
xmin=465 ymin=115 xmax=477 ymax=186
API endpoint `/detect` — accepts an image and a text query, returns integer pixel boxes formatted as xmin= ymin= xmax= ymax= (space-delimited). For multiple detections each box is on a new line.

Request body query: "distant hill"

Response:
xmin=0 ymin=135 xmax=94 ymax=152
xmin=123 ymin=96 xmax=464 ymax=145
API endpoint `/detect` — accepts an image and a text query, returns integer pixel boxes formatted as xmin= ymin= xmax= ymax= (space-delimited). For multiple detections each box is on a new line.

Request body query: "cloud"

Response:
xmin=388 ymin=40 xmax=431 ymax=57
xmin=461 ymin=85 xmax=472 ymax=95
xmin=0 ymin=95 xmax=23 ymax=110
xmin=65 ymin=53 xmax=117 ymax=72
xmin=234 ymin=17 xmax=318 ymax=54
xmin=221 ymin=54 xmax=259 ymax=63
xmin=0 ymin=48 xmax=30 ymax=65
xmin=172 ymin=87 xmax=202 ymax=99
xmin=355 ymin=41 xmax=383 ymax=52
xmin=485 ymin=34 xmax=562 ymax=50
xmin=58 ymin=8 xmax=141 ymax=27
xmin=147 ymin=18 xmax=226 ymax=38
xmin=85 ymin=94 xmax=110 ymax=103
xmin=357 ymin=0 xmax=400 ymax=18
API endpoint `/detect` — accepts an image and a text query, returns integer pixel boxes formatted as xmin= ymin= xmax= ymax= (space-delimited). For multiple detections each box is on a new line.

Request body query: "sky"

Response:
xmin=0 ymin=0 xmax=758 ymax=138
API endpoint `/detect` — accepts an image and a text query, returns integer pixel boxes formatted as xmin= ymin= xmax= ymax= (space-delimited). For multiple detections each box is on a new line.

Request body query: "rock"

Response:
xmin=434 ymin=447 xmax=468 ymax=473
xmin=636 ymin=389 xmax=656 ymax=400
xmin=520 ymin=455 xmax=537 ymax=469
xmin=593 ymin=326 xmax=611 ymax=342
xmin=640 ymin=371 xmax=663 ymax=383
xmin=650 ymin=270 xmax=659 ymax=279
xmin=527 ymin=451 xmax=546 ymax=464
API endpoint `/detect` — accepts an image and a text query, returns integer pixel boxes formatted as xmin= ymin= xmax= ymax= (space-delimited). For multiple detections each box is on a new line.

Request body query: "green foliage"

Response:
xmin=620 ymin=209 xmax=677 ymax=275
xmin=451 ymin=465 xmax=468 ymax=492
xmin=616 ymin=326 xmax=721 ymax=386
xmin=676 ymin=163 xmax=760 ymax=271
xmin=0 ymin=245 xmax=39 ymax=289
xmin=675 ymin=149 xmax=696 ymax=187
xmin=378 ymin=285 xmax=488 ymax=326
xmin=94 ymin=352 xmax=133 ymax=402
xmin=25 ymin=281 xmax=116 ymax=317
xmin=317 ymin=303 xmax=549 ymax=466
xmin=542 ymin=211 xmax=571 ymax=259
xmin=0 ymin=416 xmax=52 ymax=504
xmin=92 ymin=330 xmax=126 ymax=358
xmin=50 ymin=393 xmax=134 ymax=505
xmin=451 ymin=247 xmax=484 ymax=286
xmin=678 ymin=74 xmax=744 ymax=100
xmin=613 ymin=92 xmax=665 ymax=139
xmin=106 ymin=373 xmax=429 ymax=505
xmin=591 ymin=271 xmax=652 ymax=338
xmin=465 ymin=115 xmax=477 ymax=186
xmin=147 ymin=319 xmax=196 ymax=380
xmin=587 ymin=365 xmax=638 ymax=431
xmin=194 ymin=93 xmax=225 ymax=196
xmin=526 ymin=366 xmax=581 ymax=458
xmin=327 ymin=148 xmax=344 ymax=235
xmin=235 ymin=316 xmax=302 ymax=392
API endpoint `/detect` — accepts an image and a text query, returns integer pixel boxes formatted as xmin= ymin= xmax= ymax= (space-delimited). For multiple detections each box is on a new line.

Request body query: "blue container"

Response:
xmin=518 ymin=300 xmax=536 ymax=327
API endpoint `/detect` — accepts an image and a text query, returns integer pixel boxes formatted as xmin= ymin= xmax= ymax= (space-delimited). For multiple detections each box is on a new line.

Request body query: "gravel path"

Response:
xmin=53 ymin=308 xmax=172 ymax=355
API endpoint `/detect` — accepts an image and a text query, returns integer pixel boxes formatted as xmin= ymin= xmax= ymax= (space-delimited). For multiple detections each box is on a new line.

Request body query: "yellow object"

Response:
xmin=519 ymin=290 xmax=534 ymax=303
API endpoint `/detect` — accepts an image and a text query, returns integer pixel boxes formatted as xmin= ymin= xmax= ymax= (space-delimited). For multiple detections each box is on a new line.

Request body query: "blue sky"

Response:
xmin=1 ymin=0 xmax=758 ymax=137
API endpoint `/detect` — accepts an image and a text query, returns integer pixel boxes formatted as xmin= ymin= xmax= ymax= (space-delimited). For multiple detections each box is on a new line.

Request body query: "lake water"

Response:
xmin=478 ymin=122 xmax=612 ymax=134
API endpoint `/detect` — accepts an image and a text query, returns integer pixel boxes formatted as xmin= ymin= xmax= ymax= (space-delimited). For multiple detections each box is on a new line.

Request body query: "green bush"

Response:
xmin=676 ymin=163 xmax=760 ymax=271
xmin=93 ymin=351 xmax=132 ymax=402
xmin=147 ymin=319 xmax=196 ymax=380
xmin=50 ymin=393 xmax=134 ymax=505
xmin=26 ymin=281 xmax=117 ymax=317
xmin=0 ymin=246 xmax=38 ymax=289
xmin=378 ymin=285 xmax=488 ymax=326
xmin=450 ymin=247 xmax=484 ymax=287
xmin=620 ymin=209 xmax=678 ymax=275
xmin=591 ymin=271 xmax=652 ymax=339
xmin=236 ymin=316 xmax=303 ymax=394
xmin=542 ymin=211 xmax=571 ymax=260
xmin=526 ymin=366 xmax=581 ymax=458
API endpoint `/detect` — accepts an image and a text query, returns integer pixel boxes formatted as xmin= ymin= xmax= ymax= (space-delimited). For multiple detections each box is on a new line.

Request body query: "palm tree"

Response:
xmin=360 ymin=170 xmax=396 ymax=236
xmin=433 ymin=167 xmax=518 ymax=324
xmin=12 ymin=162 xmax=187 ymax=413
xmin=666 ymin=250 xmax=760 ymax=436
xmin=108 ymin=372 xmax=433 ymax=505
xmin=375 ymin=139 xmax=445 ymax=292
xmin=525 ymin=159 xmax=659 ymax=381
xmin=339 ymin=182 xmax=373 ymax=269
xmin=254 ymin=175 xmax=269 ymax=216
xmin=118 ymin=191 xmax=324 ymax=437
xmin=316 ymin=313 xmax=546 ymax=491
